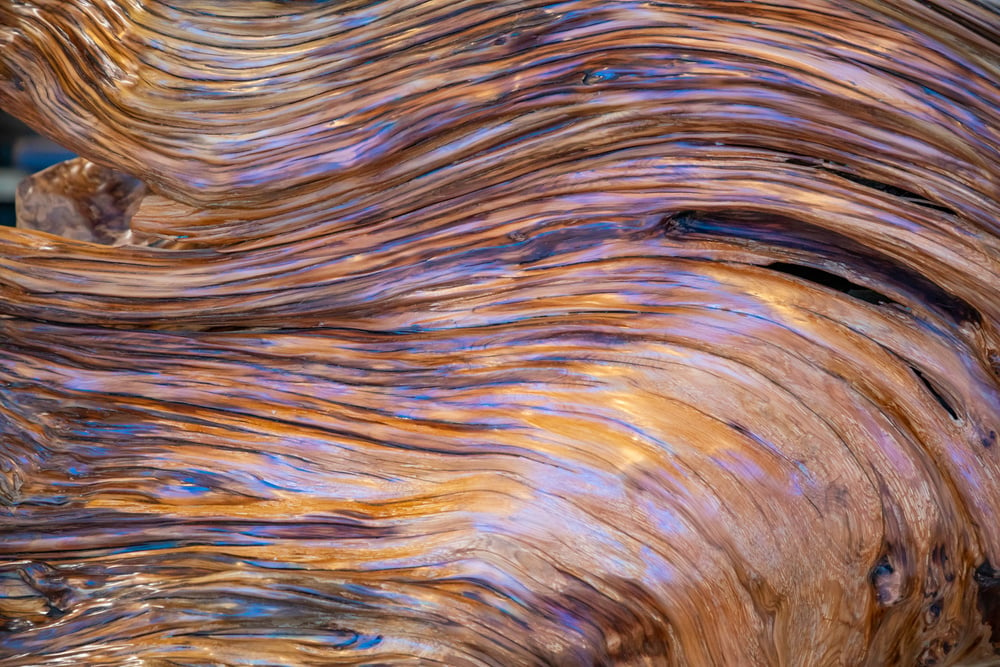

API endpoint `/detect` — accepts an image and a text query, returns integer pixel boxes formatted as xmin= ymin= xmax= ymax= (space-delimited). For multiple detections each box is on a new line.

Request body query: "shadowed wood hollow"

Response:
xmin=1 ymin=0 xmax=999 ymax=664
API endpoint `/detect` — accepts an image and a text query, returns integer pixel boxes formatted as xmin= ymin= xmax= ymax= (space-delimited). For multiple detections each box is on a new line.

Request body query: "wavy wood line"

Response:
xmin=0 ymin=0 xmax=999 ymax=664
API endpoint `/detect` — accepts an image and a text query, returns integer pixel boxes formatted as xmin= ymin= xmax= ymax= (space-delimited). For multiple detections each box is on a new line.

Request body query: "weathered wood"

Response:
xmin=0 ymin=0 xmax=998 ymax=664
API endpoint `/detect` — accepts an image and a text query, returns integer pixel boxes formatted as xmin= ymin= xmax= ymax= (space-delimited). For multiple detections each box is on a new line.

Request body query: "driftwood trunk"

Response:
xmin=1 ymin=0 xmax=999 ymax=664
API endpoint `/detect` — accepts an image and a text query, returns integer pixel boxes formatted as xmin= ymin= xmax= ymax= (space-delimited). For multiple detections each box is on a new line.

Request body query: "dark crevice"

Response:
xmin=975 ymin=562 xmax=1000 ymax=650
xmin=870 ymin=554 xmax=903 ymax=606
xmin=785 ymin=156 xmax=823 ymax=167
xmin=909 ymin=365 xmax=960 ymax=421
xmin=764 ymin=262 xmax=897 ymax=306
xmin=817 ymin=167 xmax=957 ymax=214
xmin=782 ymin=156 xmax=955 ymax=214
xmin=658 ymin=209 xmax=982 ymax=327
xmin=659 ymin=210 xmax=699 ymax=235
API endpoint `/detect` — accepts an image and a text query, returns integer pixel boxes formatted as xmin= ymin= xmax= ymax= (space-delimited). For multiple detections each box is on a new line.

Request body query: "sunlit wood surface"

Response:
xmin=0 ymin=1 xmax=999 ymax=664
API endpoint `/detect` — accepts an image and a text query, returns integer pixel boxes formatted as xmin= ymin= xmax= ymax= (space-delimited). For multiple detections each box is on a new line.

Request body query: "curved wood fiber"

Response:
xmin=0 ymin=0 xmax=999 ymax=664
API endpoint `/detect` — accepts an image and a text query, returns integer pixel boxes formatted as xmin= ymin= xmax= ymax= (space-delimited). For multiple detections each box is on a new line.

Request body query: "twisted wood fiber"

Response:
xmin=0 ymin=0 xmax=999 ymax=664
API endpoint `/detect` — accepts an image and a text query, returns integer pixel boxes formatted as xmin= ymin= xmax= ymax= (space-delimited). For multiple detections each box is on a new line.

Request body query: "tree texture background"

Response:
xmin=0 ymin=0 xmax=998 ymax=664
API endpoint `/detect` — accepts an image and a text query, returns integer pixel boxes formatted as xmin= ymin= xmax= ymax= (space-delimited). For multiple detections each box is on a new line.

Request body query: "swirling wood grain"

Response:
xmin=0 ymin=0 xmax=998 ymax=664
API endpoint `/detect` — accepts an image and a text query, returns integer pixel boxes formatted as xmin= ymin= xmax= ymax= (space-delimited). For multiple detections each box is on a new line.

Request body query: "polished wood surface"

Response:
xmin=0 ymin=1 xmax=998 ymax=664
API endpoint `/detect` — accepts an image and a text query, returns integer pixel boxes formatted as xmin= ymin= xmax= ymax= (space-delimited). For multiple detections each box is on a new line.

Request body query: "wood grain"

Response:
xmin=0 ymin=0 xmax=998 ymax=664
